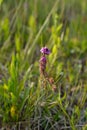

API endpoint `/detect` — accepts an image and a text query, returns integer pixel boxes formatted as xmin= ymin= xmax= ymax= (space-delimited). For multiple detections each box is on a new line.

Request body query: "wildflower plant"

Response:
xmin=39 ymin=47 xmax=57 ymax=91
xmin=39 ymin=47 xmax=50 ymax=76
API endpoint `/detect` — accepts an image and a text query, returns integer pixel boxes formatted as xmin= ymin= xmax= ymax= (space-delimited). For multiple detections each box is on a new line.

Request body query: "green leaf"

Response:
xmin=0 ymin=0 xmax=3 ymax=5
xmin=57 ymin=24 xmax=62 ymax=32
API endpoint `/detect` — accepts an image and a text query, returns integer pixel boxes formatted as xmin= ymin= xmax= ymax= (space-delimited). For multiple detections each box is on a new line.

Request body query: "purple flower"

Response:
xmin=39 ymin=56 xmax=46 ymax=74
xmin=40 ymin=47 xmax=51 ymax=55
xmin=39 ymin=56 xmax=46 ymax=63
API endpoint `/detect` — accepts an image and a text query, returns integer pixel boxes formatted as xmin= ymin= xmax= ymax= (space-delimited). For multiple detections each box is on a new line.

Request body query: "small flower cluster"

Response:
xmin=39 ymin=47 xmax=50 ymax=75
xmin=40 ymin=47 xmax=50 ymax=55
xmin=39 ymin=47 xmax=57 ymax=92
